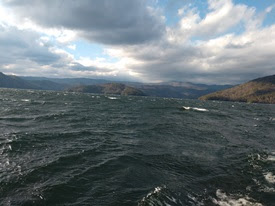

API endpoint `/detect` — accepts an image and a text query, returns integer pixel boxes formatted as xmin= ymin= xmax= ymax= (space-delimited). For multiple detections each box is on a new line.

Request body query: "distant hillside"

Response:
xmin=68 ymin=83 xmax=146 ymax=96
xmin=199 ymin=75 xmax=275 ymax=104
xmin=0 ymin=72 xmax=39 ymax=89
xmin=21 ymin=76 xmax=111 ymax=86
xmin=0 ymin=72 xmax=69 ymax=91
xmin=21 ymin=76 xmax=233 ymax=99
xmin=1 ymin=73 xmax=233 ymax=98
xmin=28 ymin=80 xmax=68 ymax=91
xmin=137 ymin=83 xmax=232 ymax=99
xmin=67 ymin=82 xmax=232 ymax=98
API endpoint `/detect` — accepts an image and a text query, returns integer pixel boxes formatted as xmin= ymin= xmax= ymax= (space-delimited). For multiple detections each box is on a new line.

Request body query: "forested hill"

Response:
xmin=68 ymin=83 xmax=146 ymax=96
xmin=199 ymin=75 xmax=275 ymax=104
xmin=0 ymin=72 xmax=38 ymax=89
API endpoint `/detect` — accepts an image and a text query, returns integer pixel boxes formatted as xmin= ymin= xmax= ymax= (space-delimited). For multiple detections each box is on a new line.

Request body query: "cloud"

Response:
xmin=0 ymin=0 xmax=274 ymax=84
xmin=67 ymin=44 xmax=76 ymax=50
xmin=167 ymin=0 xmax=261 ymax=44
xmin=0 ymin=25 xmax=133 ymax=80
xmin=0 ymin=26 xmax=60 ymax=66
xmin=103 ymin=0 xmax=275 ymax=84
xmin=2 ymin=0 xmax=165 ymax=45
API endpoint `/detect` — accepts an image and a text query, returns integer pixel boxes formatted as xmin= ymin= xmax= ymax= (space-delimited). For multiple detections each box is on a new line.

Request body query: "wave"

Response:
xmin=138 ymin=187 xmax=267 ymax=206
xmin=264 ymin=172 xmax=275 ymax=184
xmin=267 ymin=152 xmax=275 ymax=161
xmin=21 ymin=99 xmax=30 ymax=102
xmin=138 ymin=186 xmax=182 ymax=206
xmin=107 ymin=96 xmax=119 ymax=100
xmin=182 ymin=106 xmax=209 ymax=112
xmin=212 ymin=189 xmax=263 ymax=206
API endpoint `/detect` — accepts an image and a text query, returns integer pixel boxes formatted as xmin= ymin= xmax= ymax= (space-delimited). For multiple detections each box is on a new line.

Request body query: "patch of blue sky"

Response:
xmin=66 ymin=40 xmax=102 ymax=58
xmin=189 ymin=23 xmax=245 ymax=43
xmin=262 ymin=8 xmax=275 ymax=27
xmin=157 ymin=0 xmax=209 ymax=26
xmin=158 ymin=0 xmax=274 ymax=27
xmin=157 ymin=0 xmax=188 ymax=25
xmin=234 ymin=0 xmax=271 ymax=11
xmin=233 ymin=0 xmax=275 ymax=27
xmin=65 ymin=40 xmax=118 ymax=63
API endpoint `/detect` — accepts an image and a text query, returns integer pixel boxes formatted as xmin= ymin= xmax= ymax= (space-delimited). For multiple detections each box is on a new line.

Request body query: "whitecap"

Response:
xmin=193 ymin=107 xmax=209 ymax=112
xmin=145 ymin=186 xmax=163 ymax=198
xmin=259 ymin=185 xmax=275 ymax=193
xmin=182 ymin=106 xmax=209 ymax=112
xmin=187 ymin=193 xmax=204 ymax=206
xmin=108 ymin=97 xmax=118 ymax=100
xmin=21 ymin=99 xmax=30 ymax=102
xmin=267 ymin=155 xmax=275 ymax=161
xmin=138 ymin=186 xmax=180 ymax=206
xmin=212 ymin=189 xmax=263 ymax=206
xmin=264 ymin=172 xmax=275 ymax=184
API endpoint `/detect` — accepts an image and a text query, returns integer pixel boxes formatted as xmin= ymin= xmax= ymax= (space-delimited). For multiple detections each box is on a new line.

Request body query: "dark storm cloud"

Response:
xmin=3 ymin=0 xmax=165 ymax=45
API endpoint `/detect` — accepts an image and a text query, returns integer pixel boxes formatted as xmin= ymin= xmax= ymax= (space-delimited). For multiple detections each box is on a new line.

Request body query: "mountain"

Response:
xmin=21 ymin=76 xmax=111 ymax=86
xmin=67 ymin=82 xmax=232 ymax=99
xmin=21 ymin=75 xmax=233 ymax=99
xmin=0 ymin=72 xmax=69 ymax=91
xmin=68 ymin=83 xmax=146 ymax=96
xmin=136 ymin=83 xmax=232 ymax=99
xmin=199 ymin=75 xmax=275 ymax=104
xmin=0 ymin=72 xmax=39 ymax=89
xmin=27 ymin=80 xmax=68 ymax=91
xmin=1 ymin=72 xmax=233 ymax=98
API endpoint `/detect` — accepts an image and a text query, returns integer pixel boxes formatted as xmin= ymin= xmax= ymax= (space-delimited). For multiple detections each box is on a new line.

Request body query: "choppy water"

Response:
xmin=0 ymin=88 xmax=274 ymax=206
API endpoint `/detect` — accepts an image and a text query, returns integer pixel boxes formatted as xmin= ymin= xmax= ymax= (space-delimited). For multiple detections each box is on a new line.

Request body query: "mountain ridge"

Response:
xmin=67 ymin=83 xmax=146 ymax=96
xmin=0 ymin=72 xmax=39 ymax=89
xmin=199 ymin=74 xmax=275 ymax=104
xmin=1 ymin=72 xmax=233 ymax=99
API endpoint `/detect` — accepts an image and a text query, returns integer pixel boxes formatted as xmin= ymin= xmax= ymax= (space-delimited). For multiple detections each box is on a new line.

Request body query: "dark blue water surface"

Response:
xmin=0 ymin=88 xmax=274 ymax=206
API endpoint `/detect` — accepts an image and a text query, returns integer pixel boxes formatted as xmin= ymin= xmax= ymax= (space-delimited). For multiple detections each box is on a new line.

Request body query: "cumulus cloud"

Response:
xmin=0 ymin=26 xmax=60 ymax=66
xmin=0 ymin=25 xmax=132 ymax=79
xmin=2 ymin=0 xmax=165 ymax=45
xmin=167 ymin=0 xmax=261 ymax=44
xmin=103 ymin=0 xmax=275 ymax=84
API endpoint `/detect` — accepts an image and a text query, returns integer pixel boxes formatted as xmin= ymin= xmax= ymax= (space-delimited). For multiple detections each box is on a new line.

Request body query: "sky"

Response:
xmin=0 ymin=0 xmax=275 ymax=84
